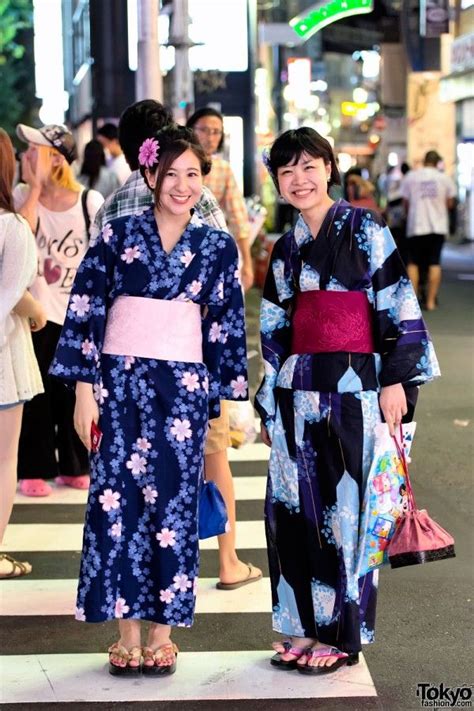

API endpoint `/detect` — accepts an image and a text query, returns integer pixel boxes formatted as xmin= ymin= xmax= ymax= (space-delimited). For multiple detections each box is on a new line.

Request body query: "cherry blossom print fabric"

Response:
xmin=50 ymin=208 xmax=247 ymax=625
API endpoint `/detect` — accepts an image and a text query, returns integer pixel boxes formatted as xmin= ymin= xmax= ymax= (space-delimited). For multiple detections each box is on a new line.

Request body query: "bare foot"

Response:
xmin=298 ymin=642 xmax=347 ymax=669
xmin=0 ymin=554 xmax=32 ymax=578
xmin=219 ymin=559 xmax=262 ymax=586
xmin=273 ymin=637 xmax=316 ymax=663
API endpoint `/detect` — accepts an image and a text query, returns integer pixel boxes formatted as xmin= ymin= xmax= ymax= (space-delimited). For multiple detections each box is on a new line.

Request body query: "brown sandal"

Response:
xmin=0 ymin=554 xmax=32 ymax=579
xmin=108 ymin=642 xmax=142 ymax=676
xmin=142 ymin=642 xmax=179 ymax=676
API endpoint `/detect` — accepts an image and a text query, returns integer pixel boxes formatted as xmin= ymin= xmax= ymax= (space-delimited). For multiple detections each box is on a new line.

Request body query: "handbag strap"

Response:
xmin=392 ymin=424 xmax=417 ymax=511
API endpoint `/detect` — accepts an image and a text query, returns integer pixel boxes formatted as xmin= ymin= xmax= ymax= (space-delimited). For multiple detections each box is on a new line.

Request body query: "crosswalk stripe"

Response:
xmin=3 ymin=436 xmax=378 ymax=706
xmin=0 ymin=577 xmax=271 ymax=616
xmin=0 ymin=520 xmax=266 ymax=552
xmin=13 ymin=476 xmax=267 ymax=506
xmin=0 ymin=651 xmax=376 ymax=704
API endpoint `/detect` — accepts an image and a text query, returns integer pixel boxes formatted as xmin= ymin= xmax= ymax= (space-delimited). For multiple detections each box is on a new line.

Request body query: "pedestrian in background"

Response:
xmin=186 ymin=108 xmax=254 ymax=292
xmin=96 ymin=122 xmax=131 ymax=186
xmin=93 ymin=99 xmax=262 ymax=593
xmin=13 ymin=123 xmax=103 ymax=496
xmin=78 ymin=139 xmax=120 ymax=199
xmin=256 ymin=127 xmax=439 ymax=673
xmin=50 ymin=125 xmax=248 ymax=675
xmin=0 ymin=128 xmax=46 ymax=578
xmin=401 ymin=150 xmax=456 ymax=311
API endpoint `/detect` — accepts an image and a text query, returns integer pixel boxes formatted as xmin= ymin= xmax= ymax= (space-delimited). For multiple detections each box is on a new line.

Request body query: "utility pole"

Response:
xmin=168 ymin=0 xmax=195 ymax=122
xmin=136 ymin=0 xmax=163 ymax=101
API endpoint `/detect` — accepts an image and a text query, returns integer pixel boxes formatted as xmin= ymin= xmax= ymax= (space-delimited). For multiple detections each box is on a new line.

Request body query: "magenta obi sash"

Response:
xmin=291 ymin=290 xmax=376 ymax=355
xmin=102 ymin=296 xmax=203 ymax=361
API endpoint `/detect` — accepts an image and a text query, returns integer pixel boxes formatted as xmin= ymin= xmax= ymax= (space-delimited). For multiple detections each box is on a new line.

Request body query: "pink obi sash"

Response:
xmin=102 ymin=296 xmax=203 ymax=362
xmin=291 ymin=290 xmax=376 ymax=355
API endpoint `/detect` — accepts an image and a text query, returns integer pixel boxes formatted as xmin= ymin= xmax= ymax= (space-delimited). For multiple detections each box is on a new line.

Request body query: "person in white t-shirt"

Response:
xmin=96 ymin=122 xmax=131 ymax=186
xmin=401 ymin=150 xmax=456 ymax=310
xmin=14 ymin=123 xmax=104 ymax=497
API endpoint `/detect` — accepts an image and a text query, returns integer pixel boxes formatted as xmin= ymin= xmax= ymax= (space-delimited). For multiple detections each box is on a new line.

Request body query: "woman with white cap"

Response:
xmin=14 ymin=123 xmax=104 ymax=497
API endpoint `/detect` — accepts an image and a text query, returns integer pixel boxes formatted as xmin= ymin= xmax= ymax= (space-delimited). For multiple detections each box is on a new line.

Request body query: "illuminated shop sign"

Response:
xmin=290 ymin=0 xmax=374 ymax=41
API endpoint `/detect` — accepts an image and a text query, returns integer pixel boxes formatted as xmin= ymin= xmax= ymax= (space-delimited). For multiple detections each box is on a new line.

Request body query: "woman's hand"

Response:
xmin=260 ymin=422 xmax=272 ymax=447
xmin=29 ymin=300 xmax=47 ymax=331
xmin=74 ymin=382 xmax=99 ymax=451
xmin=379 ymin=383 xmax=407 ymax=436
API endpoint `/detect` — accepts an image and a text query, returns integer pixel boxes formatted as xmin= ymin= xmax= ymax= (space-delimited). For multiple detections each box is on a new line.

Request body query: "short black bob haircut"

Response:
xmin=140 ymin=125 xmax=212 ymax=207
xmin=268 ymin=127 xmax=340 ymax=191
xmin=186 ymin=107 xmax=225 ymax=153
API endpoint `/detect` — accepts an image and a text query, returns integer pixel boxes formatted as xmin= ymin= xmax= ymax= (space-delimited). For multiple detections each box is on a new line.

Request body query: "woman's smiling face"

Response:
xmin=152 ymin=148 xmax=203 ymax=216
xmin=276 ymin=151 xmax=331 ymax=211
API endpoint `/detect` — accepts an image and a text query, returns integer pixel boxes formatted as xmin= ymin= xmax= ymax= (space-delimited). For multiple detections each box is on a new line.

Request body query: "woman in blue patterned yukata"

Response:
xmin=255 ymin=128 xmax=439 ymax=674
xmin=50 ymin=125 xmax=248 ymax=676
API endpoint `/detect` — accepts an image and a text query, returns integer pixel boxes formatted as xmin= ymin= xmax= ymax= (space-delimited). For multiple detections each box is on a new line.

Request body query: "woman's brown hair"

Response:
xmin=0 ymin=128 xmax=17 ymax=213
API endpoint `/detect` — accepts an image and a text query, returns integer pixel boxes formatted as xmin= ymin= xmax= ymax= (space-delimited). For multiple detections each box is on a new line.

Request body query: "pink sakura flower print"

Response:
xmin=173 ymin=573 xmax=192 ymax=593
xmin=156 ymin=527 xmax=176 ymax=548
xmin=209 ymin=322 xmax=222 ymax=343
xmin=110 ymin=521 xmax=122 ymax=539
xmin=121 ymin=245 xmax=141 ymax=264
xmin=159 ymin=588 xmax=175 ymax=604
xmin=188 ymin=280 xmax=202 ymax=296
xmin=201 ymin=375 xmax=209 ymax=393
xmin=124 ymin=355 xmax=135 ymax=370
xmin=231 ymin=375 xmax=248 ymax=398
xmin=81 ymin=339 xmax=95 ymax=356
xmin=136 ymin=437 xmax=152 ymax=452
xmin=180 ymin=250 xmax=195 ymax=267
xmin=138 ymin=137 xmax=159 ymax=167
xmin=234 ymin=267 xmax=242 ymax=285
xmin=75 ymin=606 xmax=86 ymax=621
xmin=170 ymin=418 xmax=192 ymax=442
xmin=114 ymin=597 xmax=130 ymax=618
xmin=70 ymin=294 xmax=90 ymax=317
xmin=126 ymin=452 xmax=147 ymax=476
xmin=101 ymin=223 xmax=113 ymax=243
xmin=93 ymin=381 xmax=109 ymax=404
xmin=99 ymin=488 xmax=121 ymax=512
xmin=181 ymin=372 xmax=200 ymax=392
xmin=142 ymin=485 xmax=158 ymax=504
xmin=217 ymin=281 xmax=224 ymax=301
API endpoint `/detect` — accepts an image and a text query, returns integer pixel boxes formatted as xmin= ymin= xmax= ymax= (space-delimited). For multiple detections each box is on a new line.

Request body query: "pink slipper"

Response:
xmin=20 ymin=479 xmax=52 ymax=497
xmin=55 ymin=475 xmax=90 ymax=490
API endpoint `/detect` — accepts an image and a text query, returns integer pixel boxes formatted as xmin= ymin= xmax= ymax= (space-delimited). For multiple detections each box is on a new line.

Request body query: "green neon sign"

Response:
xmin=290 ymin=0 xmax=374 ymax=40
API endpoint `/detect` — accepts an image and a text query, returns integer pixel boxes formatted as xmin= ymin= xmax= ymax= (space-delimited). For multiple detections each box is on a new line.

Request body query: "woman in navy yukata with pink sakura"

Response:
xmin=51 ymin=125 xmax=248 ymax=676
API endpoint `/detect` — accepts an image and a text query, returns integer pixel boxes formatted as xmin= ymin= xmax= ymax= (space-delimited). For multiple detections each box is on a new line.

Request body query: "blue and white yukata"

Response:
xmin=51 ymin=208 xmax=248 ymax=625
xmin=255 ymin=200 xmax=440 ymax=653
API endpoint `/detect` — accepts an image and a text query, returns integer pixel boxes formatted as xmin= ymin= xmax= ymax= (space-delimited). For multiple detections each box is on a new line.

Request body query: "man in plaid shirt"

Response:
xmin=91 ymin=100 xmax=226 ymax=243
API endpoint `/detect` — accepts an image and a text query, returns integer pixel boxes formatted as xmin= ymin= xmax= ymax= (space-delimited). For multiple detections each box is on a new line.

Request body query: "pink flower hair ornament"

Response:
xmin=138 ymin=137 xmax=160 ymax=168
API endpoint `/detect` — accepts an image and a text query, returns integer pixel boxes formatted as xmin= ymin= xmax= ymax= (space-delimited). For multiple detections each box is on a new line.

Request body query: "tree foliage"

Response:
xmin=0 ymin=0 xmax=36 ymax=141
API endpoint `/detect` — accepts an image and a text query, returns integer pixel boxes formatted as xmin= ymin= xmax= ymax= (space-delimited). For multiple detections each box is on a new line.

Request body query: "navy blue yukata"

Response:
xmin=50 ymin=208 xmax=248 ymax=625
xmin=255 ymin=200 xmax=440 ymax=653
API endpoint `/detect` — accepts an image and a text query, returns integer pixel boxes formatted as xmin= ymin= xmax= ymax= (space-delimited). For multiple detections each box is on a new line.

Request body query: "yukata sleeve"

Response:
xmin=49 ymin=225 xmax=115 ymax=385
xmin=367 ymin=213 xmax=440 ymax=386
xmin=254 ymin=237 xmax=295 ymax=437
xmin=202 ymin=234 xmax=248 ymax=418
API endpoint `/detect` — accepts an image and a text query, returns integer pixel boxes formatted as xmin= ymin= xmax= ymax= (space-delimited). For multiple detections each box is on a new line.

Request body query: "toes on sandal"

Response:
xmin=0 ymin=554 xmax=32 ymax=579
xmin=297 ymin=647 xmax=359 ymax=674
xmin=142 ymin=643 xmax=178 ymax=676
xmin=270 ymin=641 xmax=311 ymax=670
xmin=108 ymin=643 xmax=142 ymax=676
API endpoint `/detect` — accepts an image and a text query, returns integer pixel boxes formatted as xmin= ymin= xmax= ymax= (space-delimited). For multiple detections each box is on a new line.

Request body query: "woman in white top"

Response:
xmin=0 ymin=129 xmax=46 ymax=578
xmin=14 ymin=123 xmax=104 ymax=497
